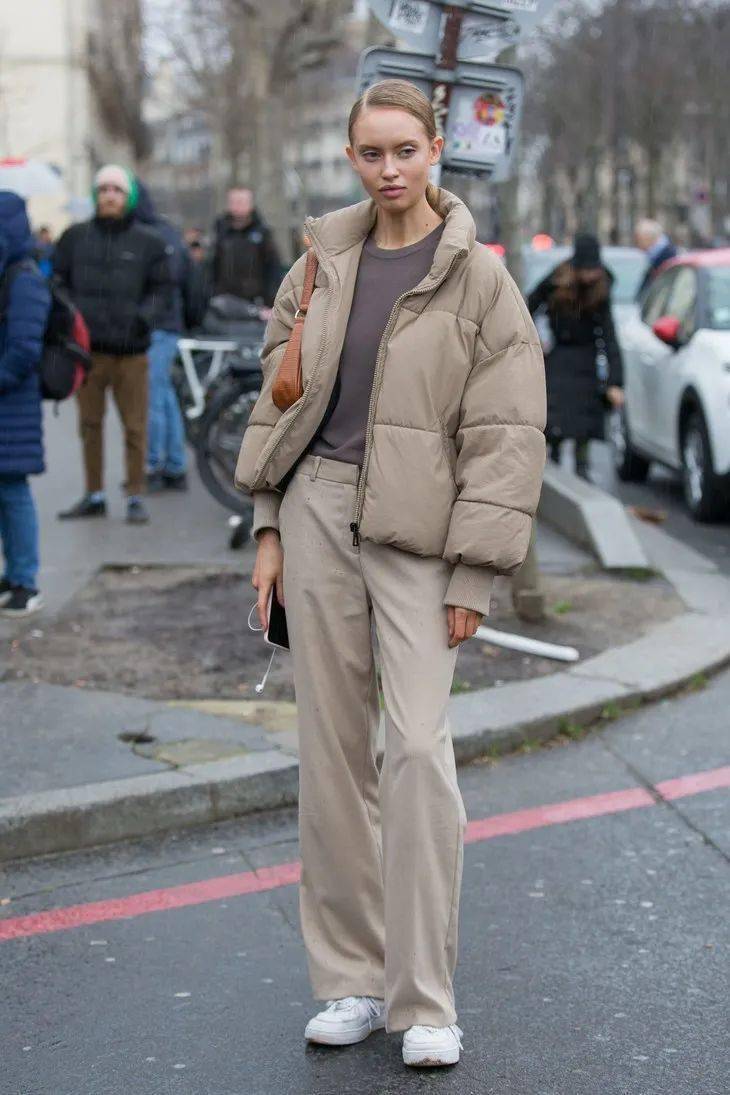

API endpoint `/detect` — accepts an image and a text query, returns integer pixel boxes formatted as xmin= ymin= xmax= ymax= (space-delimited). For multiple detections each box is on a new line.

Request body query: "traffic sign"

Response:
xmin=368 ymin=0 xmax=557 ymax=59
xmin=356 ymin=47 xmax=524 ymax=180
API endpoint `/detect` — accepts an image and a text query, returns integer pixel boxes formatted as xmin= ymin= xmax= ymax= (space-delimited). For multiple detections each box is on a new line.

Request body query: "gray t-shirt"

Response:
xmin=308 ymin=219 xmax=445 ymax=466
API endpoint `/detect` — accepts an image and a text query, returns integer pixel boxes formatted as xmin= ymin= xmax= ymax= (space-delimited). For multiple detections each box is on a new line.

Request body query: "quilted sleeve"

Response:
xmin=443 ymin=262 xmax=546 ymax=613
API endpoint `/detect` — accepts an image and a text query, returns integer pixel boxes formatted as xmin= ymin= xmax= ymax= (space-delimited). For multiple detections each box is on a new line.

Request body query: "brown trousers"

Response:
xmin=77 ymin=353 xmax=148 ymax=496
xmin=279 ymin=454 xmax=466 ymax=1033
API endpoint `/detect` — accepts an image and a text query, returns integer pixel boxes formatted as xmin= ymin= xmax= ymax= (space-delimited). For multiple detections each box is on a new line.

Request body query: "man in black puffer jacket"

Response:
xmin=54 ymin=164 xmax=172 ymax=524
xmin=210 ymin=188 xmax=282 ymax=307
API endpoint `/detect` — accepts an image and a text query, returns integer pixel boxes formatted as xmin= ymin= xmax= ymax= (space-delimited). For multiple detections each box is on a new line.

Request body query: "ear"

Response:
xmin=430 ymin=135 xmax=445 ymax=164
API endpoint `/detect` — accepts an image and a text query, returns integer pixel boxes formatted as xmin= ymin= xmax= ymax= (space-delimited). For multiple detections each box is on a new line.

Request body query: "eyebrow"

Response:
xmin=356 ymin=139 xmax=419 ymax=152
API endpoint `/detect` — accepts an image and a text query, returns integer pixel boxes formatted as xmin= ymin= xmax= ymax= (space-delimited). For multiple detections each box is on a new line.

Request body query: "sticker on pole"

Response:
xmin=367 ymin=0 xmax=557 ymax=56
xmin=447 ymin=90 xmax=508 ymax=159
xmin=388 ymin=0 xmax=431 ymax=35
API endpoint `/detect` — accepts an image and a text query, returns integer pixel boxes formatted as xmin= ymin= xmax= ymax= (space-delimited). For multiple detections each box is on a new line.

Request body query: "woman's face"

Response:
xmin=346 ymin=107 xmax=443 ymax=211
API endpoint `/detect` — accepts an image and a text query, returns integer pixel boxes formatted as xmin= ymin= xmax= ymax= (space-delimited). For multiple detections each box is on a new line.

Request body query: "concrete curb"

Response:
xmin=2 ymin=511 xmax=729 ymax=864
xmin=539 ymin=464 xmax=650 ymax=570
xmin=0 ymin=750 xmax=299 ymax=863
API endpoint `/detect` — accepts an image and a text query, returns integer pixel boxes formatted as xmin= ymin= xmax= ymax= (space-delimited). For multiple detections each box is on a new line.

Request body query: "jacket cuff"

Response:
xmin=252 ymin=490 xmax=282 ymax=540
xmin=444 ymin=563 xmax=496 ymax=616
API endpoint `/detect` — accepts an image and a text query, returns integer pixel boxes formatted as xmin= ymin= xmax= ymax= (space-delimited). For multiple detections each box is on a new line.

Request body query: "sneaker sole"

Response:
xmin=0 ymin=596 xmax=44 ymax=619
xmin=305 ymin=1013 xmax=386 ymax=1046
xmin=57 ymin=511 xmax=106 ymax=520
xmin=403 ymin=1041 xmax=460 ymax=1067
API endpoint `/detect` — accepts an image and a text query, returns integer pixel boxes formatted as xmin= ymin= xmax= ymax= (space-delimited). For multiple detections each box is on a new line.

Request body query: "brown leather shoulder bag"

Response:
xmin=271 ymin=248 xmax=319 ymax=412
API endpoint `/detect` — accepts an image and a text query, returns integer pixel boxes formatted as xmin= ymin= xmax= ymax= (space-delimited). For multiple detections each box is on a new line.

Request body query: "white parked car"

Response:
xmin=613 ymin=250 xmax=730 ymax=521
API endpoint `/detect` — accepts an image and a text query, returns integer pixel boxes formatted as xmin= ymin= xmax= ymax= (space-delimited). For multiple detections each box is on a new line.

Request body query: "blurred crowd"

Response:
xmin=0 ymin=167 xmax=282 ymax=617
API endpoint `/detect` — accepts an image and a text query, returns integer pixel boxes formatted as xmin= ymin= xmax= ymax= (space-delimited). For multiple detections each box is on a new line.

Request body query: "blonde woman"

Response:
xmin=236 ymin=80 xmax=546 ymax=1069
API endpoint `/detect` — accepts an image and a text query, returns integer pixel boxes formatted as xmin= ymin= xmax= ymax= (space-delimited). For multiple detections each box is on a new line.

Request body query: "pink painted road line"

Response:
xmin=0 ymin=861 xmax=301 ymax=943
xmin=463 ymin=785 xmax=655 ymax=844
xmin=655 ymin=764 xmax=730 ymax=801
xmin=1 ymin=766 xmax=728 ymax=943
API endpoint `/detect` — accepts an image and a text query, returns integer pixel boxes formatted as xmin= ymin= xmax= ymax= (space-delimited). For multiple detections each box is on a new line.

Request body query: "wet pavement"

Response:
xmin=2 ymin=669 xmax=728 ymax=1095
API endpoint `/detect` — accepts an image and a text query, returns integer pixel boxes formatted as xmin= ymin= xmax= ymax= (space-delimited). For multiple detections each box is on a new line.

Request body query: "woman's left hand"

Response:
xmin=606 ymin=385 xmax=625 ymax=409
xmin=447 ymin=606 xmax=483 ymax=648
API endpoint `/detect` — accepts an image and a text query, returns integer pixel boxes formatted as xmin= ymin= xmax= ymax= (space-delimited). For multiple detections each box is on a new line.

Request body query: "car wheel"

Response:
xmin=610 ymin=408 xmax=650 ymax=483
xmin=681 ymin=410 xmax=727 ymax=522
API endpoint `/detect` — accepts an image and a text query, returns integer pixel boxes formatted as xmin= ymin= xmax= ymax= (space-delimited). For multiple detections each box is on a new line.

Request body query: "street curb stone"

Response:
xmin=0 ymin=751 xmax=299 ymax=863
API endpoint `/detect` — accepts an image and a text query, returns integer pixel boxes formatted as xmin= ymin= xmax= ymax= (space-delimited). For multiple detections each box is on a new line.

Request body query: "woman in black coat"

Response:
xmin=527 ymin=234 xmax=624 ymax=479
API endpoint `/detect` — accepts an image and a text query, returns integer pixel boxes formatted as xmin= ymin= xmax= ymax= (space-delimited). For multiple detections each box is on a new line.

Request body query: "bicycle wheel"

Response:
xmin=195 ymin=376 xmax=260 ymax=514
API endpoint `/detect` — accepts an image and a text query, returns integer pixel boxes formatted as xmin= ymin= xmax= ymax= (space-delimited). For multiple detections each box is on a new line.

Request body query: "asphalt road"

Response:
xmin=582 ymin=439 xmax=730 ymax=575
xmin=2 ymin=668 xmax=728 ymax=1095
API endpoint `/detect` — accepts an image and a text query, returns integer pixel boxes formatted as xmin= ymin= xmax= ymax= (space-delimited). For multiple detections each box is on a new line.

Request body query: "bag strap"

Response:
xmin=292 ymin=248 xmax=318 ymax=324
xmin=272 ymin=249 xmax=318 ymax=412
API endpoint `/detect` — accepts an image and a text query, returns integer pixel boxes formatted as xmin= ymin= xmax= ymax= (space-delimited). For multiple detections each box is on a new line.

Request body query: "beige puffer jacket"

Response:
xmin=235 ymin=187 xmax=546 ymax=614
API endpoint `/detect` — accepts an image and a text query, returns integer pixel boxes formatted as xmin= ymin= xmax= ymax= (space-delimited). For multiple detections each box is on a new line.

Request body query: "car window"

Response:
xmin=603 ymin=254 xmax=646 ymax=304
xmin=707 ymin=267 xmax=730 ymax=330
xmin=665 ymin=266 xmax=697 ymax=339
xmin=641 ymin=271 xmax=675 ymax=325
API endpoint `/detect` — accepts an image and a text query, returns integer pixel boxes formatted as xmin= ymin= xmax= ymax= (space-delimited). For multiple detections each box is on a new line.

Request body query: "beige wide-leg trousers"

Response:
xmin=278 ymin=454 xmax=467 ymax=1033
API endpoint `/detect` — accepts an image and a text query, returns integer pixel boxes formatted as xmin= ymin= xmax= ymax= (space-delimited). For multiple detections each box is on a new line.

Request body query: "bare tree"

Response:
xmin=88 ymin=0 xmax=150 ymax=168
xmin=154 ymin=0 xmax=350 ymax=260
xmin=525 ymin=0 xmax=730 ymax=243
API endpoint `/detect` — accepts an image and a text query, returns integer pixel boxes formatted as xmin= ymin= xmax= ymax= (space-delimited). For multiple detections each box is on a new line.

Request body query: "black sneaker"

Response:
xmin=58 ymin=495 xmax=107 ymax=520
xmin=146 ymin=471 xmax=167 ymax=493
xmin=0 ymin=578 xmax=13 ymax=606
xmin=163 ymin=472 xmax=189 ymax=491
xmin=0 ymin=587 xmax=43 ymax=618
xmin=126 ymin=498 xmax=150 ymax=525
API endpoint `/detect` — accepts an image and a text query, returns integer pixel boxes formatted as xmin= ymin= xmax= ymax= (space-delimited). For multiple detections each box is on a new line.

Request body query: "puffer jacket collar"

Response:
xmin=303 ymin=187 xmax=477 ymax=281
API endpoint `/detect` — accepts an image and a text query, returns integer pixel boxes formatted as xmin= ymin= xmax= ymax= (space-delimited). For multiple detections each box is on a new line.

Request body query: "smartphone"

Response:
xmin=265 ymin=588 xmax=290 ymax=650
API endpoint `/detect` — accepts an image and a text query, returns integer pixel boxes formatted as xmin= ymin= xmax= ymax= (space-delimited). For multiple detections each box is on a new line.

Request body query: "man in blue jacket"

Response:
xmin=134 ymin=181 xmax=205 ymax=491
xmin=0 ymin=192 xmax=51 ymax=618
xmin=635 ymin=218 xmax=678 ymax=299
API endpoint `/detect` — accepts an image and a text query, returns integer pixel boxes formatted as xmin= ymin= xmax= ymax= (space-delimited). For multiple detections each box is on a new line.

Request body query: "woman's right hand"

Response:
xmin=252 ymin=529 xmax=284 ymax=631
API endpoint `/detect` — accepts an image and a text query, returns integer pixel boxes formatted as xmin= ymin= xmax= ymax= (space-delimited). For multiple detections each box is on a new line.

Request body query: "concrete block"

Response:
xmin=539 ymin=465 xmax=650 ymax=570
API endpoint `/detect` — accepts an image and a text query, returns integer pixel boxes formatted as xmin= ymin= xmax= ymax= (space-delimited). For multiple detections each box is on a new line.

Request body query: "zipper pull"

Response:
xmin=349 ymin=521 xmax=360 ymax=547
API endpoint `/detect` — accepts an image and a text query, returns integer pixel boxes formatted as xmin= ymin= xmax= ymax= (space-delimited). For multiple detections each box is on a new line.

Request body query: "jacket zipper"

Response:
xmin=350 ymin=246 xmax=468 ymax=547
xmin=251 ymin=219 xmax=338 ymax=486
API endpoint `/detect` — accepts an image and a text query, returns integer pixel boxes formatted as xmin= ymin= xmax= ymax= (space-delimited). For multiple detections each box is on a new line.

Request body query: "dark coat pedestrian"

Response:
xmin=637 ymin=238 xmax=677 ymax=299
xmin=54 ymin=163 xmax=174 ymax=520
xmin=134 ymin=182 xmax=206 ymax=332
xmin=210 ymin=208 xmax=281 ymax=306
xmin=0 ymin=191 xmax=51 ymax=615
xmin=53 ymin=207 xmax=171 ymax=355
xmin=527 ymin=234 xmax=623 ymax=451
xmin=0 ymin=192 xmax=51 ymax=477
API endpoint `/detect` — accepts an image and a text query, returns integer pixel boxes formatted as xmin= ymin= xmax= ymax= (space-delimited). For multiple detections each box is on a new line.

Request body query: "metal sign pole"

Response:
xmin=430 ymin=5 xmax=463 ymax=188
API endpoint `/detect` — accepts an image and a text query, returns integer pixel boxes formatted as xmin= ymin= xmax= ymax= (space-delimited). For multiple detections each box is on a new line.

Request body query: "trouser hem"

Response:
xmin=312 ymin=980 xmax=386 ymax=1003
xmin=385 ymin=1006 xmax=458 ymax=1034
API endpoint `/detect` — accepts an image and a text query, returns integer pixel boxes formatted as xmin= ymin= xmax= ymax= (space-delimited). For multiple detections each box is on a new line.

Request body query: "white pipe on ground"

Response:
xmin=475 ymin=626 xmax=580 ymax=663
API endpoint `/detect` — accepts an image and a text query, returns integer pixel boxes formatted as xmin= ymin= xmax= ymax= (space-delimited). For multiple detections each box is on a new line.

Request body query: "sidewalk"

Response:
xmin=2 ymin=404 xmax=730 ymax=861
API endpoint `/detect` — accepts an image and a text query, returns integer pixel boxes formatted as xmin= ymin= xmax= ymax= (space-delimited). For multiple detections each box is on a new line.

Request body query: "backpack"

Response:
xmin=0 ymin=259 xmax=91 ymax=401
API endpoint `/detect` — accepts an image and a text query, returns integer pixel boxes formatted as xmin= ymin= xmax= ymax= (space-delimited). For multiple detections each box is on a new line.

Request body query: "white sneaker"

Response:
xmin=304 ymin=995 xmax=386 ymax=1046
xmin=402 ymin=1023 xmax=463 ymax=1066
